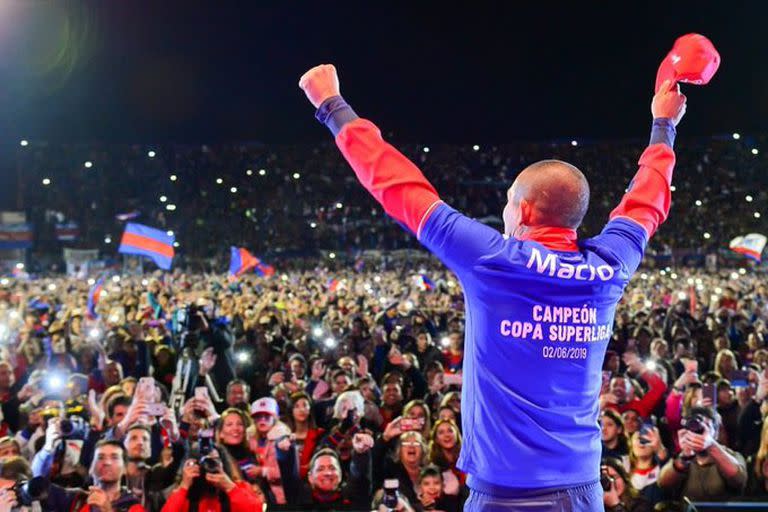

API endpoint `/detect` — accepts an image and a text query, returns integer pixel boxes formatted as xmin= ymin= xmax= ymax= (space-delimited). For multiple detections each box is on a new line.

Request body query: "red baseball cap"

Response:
xmin=655 ymin=33 xmax=721 ymax=92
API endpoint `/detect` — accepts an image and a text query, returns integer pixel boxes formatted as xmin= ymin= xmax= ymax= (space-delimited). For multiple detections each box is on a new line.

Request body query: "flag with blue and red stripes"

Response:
xmin=254 ymin=258 xmax=275 ymax=277
xmin=419 ymin=273 xmax=435 ymax=291
xmin=87 ymin=277 xmax=104 ymax=319
xmin=118 ymin=223 xmax=175 ymax=270
xmin=327 ymin=278 xmax=340 ymax=293
xmin=229 ymin=247 xmax=259 ymax=278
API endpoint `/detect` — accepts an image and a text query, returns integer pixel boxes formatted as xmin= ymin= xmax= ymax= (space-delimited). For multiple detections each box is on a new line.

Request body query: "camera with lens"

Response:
xmin=681 ymin=414 xmax=706 ymax=435
xmin=13 ymin=476 xmax=50 ymax=506
xmin=198 ymin=455 xmax=222 ymax=475
xmin=600 ymin=466 xmax=614 ymax=492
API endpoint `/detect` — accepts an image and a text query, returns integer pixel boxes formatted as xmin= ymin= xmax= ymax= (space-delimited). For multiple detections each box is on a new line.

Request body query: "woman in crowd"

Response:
xmin=628 ymin=429 xmax=668 ymax=507
xmin=602 ymin=409 xmax=629 ymax=465
xmin=285 ymin=391 xmax=324 ymax=479
xmin=602 ymin=456 xmax=653 ymax=512
xmin=162 ymin=443 xmax=262 ymax=512
xmin=215 ymin=408 xmax=259 ymax=481
xmin=428 ymin=419 xmax=465 ymax=497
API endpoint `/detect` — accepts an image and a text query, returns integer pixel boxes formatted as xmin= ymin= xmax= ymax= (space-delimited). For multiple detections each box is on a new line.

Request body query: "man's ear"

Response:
xmin=519 ymin=199 xmax=533 ymax=226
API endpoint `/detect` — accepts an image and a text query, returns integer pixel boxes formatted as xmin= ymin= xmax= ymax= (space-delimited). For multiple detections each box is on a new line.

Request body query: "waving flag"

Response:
xmin=229 ymin=247 xmax=258 ymax=278
xmin=118 ymin=223 xmax=175 ymax=270
xmin=254 ymin=258 xmax=275 ymax=277
xmin=419 ymin=273 xmax=435 ymax=291
xmin=729 ymin=233 xmax=767 ymax=262
xmin=87 ymin=277 xmax=104 ymax=319
xmin=327 ymin=278 xmax=340 ymax=293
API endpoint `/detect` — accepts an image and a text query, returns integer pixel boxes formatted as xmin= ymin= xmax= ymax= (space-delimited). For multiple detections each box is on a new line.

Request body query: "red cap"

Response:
xmin=655 ymin=34 xmax=721 ymax=92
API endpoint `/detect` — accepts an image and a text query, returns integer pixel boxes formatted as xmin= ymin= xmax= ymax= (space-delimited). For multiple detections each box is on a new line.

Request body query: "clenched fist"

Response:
xmin=299 ymin=64 xmax=340 ymax=109
xmin=652 ymin=79 xmax=687 ymax=126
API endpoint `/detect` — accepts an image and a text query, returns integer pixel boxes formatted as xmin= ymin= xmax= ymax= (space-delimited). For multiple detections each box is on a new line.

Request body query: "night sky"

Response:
xmin=0 ymin=1 xmax=765 ymax=145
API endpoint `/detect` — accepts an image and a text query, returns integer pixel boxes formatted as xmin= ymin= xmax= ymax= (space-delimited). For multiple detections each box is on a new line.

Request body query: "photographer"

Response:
xmin=172 ymin=304 xmax=236 ymax=403
xmin=601 ymin=457 xmax=652 ymax=511
xmin=658 ymin=406 xmax=747 ymax=501
xmin=161 ymin=444 xmax=262 ymax=512
xmin=31 ymin=412 xmax=88 ymax=487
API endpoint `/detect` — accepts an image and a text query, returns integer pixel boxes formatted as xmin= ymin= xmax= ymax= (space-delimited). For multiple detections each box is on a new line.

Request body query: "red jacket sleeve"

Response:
xmin=609 ymin=143 xmax=676 ymax=238
xmin=335 ymin=119 xmax=442 ymax=237
xmin=227 ymin=481 xmax=263 ymax=511
xmin=160 ymin=487 xmax=189 ymax=512
xmin=621 ymin=371 xmax=668 ymax=418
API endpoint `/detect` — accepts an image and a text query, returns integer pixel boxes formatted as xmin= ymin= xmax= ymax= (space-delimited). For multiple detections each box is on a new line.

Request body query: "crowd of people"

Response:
xmin=16 ymin=131 xmax=768 ymax=269
xmin=0 ymin=261 xmax=764 ymax=510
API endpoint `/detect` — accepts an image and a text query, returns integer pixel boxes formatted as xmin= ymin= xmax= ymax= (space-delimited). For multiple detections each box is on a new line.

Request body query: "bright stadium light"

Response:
xmin=230 ymin=187 xmax=237 ymax=193
xmin=20 ymin=140 xmax=28 ymax=147
xmin=329 ymin=252 xmax=336 ymax=259
xmin=42 ymin=178 xmax=51 ymax=186
xmin=310 ymin=222 xmax=317 ymax=229
xmin=160 ymin=195 xmax=167 ymax=202
xmin=166 ymin=230 xmax=174 ymax=237
xmin=703 ymin=232 xmax=711 ymax=239
xmin=259 ymin=169 xmax=266 ymax=176
xmin=246 ymin=169 xmax=253 ymax=176
xmin=336 ymin=202 xmax=343 ymax=209
xmin=216 ymin=178 xmax=223 ymax=184
xmin=733 ymin=133 xmax=741 ymax=140
xmin=170 ymin=174 xmax=177 ymax=182
xmin=571 ymin=140 xmax=578 ymax=146
xmin=84 ymin=161 xmax=93 ymax=168
xmin=746 ymin=195 xmax=753 ymax=202
xmin=173 ymin=242 xmax=179 ymax=247
xmin=473 ymin=145 xmax=480 ymax=151
xmin=755 ymin=212 xmax=761 ymax=218
xmin=670 ymin=185 xmax=676 ymax=192
xmin=752 ymin=148 xmax=759 ymax=155
xmin=293 ymin=172 xmax=300 ymax=180
xmin=148 ymin=150 xmax=156 ymax=158
xmin=166 ymin=204 xmax=177 ymax=211
xmin=695 ymin=200 xmax=702 ymax=206
xmin=104 ymin=236 xmax=112 ymax=244
xmin=423 ymin=147 xmax=430 ymax=153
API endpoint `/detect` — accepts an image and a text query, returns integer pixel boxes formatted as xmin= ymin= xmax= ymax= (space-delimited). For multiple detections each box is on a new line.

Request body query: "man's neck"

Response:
xmin=98 ymin=481 xmax=122 ymax=501
xmin=514 ymin=225 xmax=579 ymax=251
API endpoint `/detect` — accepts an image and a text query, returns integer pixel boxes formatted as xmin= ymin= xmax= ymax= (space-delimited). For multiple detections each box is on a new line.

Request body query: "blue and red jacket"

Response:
xmin=316 ymin=97 xmax=676 ymax=491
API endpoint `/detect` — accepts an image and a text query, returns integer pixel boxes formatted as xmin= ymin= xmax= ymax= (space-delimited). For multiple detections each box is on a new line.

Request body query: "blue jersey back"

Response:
xmin=419 ymin=204 xmax=647 ymax=489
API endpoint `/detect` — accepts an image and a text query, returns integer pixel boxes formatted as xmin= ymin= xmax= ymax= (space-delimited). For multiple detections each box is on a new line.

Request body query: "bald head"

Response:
xmin=507 ymin=159 xmax=589 ymax=229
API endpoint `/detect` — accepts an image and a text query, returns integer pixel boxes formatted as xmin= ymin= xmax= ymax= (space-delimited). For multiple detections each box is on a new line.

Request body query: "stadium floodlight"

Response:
xmin=216 ymin=178 xmax=223 ymax=184
xmin=160 ymin=195 xmax=167 ymax=202
xmin=310 ymin=222 xmax=317 ymax=229
xmin=336 ymin=202 xmax=343 ymax=209
xmin=473 ymin=145 xmax=480 ymax=151
xmin=746 ymin=195 xmax=753 ymax=202
xmin=755 ymin=212 xmax=761 ymax=218
xmin=173 ymin=242 xmax=179 ymax=247
xmin=104 ymin=236 xmax=112 ymax=244
xmin=166 ymin=230 xmax=174 ymax=237
xmin=293 ymin=172 xmax=300 ymax=180
xmin=170 ymin=175 xmax=177 ymax=181
xmin=166 ymin=204 xmax=177 ymax=211
xmin=423 ymin=147 xmax=430 ymax=153
xmin=259 ymin=169 xmax=266 ymax=176
xmin=148 ymin=150 xmax=156 ymax=158
xmin=230 ymin=187 xmax=237 ymax=193
xmin=20 ymin=140 xmax=28 ymax=147
xmin=246 ymin=169 xmax=253 ymax=176
xmin=84 ymin=161 xmax=93 ymax=168
xmin=733 ymin=133 xmax=740 ymax=140
xmin=329 ymin=252 xmax=336 ymax=259
xmin=42 ymin=178 xmax=51 ymax=185
xmin=670 ymin=185 xmax=676 ymax=192
xmin=695 ymin=200 xmax=702 ymax=206
xmin=571 ymin=140 xmax=578 ymax=146
xmin=703 ymin=232 xmax=711 ymax=239
xmin=752 ymin=148 xmax=759 ymax=155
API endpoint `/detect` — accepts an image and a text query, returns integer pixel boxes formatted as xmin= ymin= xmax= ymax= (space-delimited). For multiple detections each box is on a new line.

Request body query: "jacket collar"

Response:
xmin=517 ymin=226 xmax=579 ymax=252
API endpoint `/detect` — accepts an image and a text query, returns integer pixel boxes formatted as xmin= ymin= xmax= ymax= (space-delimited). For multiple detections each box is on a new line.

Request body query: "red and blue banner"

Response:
xmin=254 ymin=258 xmax=275 ymax=277
xmin=0 ymin=223 xmax=33 ymax=249
xmin=229 ymin=247 xmax=258 ymax=278
xmin=118 ymin=223 xmax=175 ymax=270
xmin=55 ymin=222 xmax=79 ymax=242
xmin=419 ymin=273 xmax=435 ymax=291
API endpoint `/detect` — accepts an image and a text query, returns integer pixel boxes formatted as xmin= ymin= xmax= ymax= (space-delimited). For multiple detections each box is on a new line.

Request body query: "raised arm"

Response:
xmin=299 ymin=64 xmax=441 ymax=237
xmin=609 ymin=79 xmax=687 ymax=238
